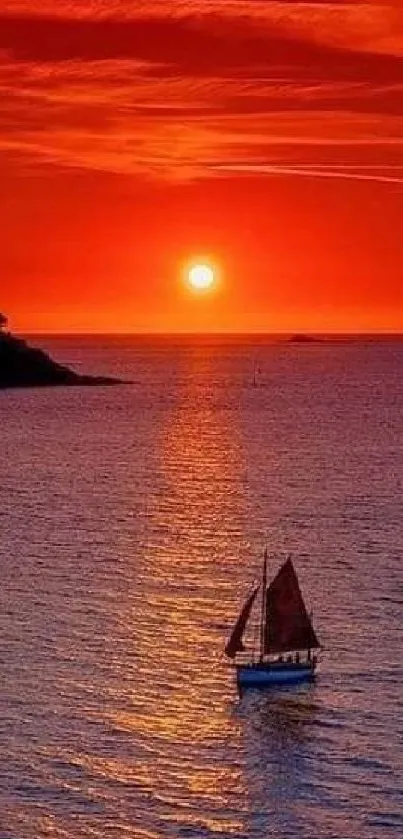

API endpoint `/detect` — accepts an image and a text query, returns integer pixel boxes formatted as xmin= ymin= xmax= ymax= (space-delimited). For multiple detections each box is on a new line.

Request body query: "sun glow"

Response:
xmin=187 ymin=263 xmax=216 ymax=291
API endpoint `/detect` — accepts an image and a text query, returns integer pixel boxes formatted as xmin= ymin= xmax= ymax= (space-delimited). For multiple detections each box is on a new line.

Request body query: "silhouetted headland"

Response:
xmin=0 ymin=317 xmax=126 ymax=389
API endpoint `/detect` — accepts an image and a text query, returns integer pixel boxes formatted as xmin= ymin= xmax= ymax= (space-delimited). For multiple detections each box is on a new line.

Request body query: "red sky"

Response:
xmin=1 ymin=1 xmax=403 ymax=332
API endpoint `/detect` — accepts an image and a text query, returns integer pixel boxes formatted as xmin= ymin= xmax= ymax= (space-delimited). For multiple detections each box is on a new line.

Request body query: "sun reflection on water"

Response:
xmin=99 ymin=345 xmax=250 ymax=835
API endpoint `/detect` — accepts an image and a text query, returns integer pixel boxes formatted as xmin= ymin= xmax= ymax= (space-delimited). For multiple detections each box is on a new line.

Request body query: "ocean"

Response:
xmin=0 ymin=335 xmax=402 ymax=839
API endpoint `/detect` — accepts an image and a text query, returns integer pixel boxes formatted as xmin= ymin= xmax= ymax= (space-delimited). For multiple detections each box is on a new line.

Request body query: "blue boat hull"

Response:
xmin=236 ymin=661 xmax=316 ymax=688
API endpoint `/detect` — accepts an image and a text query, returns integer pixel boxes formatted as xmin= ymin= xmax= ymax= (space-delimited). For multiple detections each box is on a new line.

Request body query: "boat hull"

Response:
xmin=236 ymin=661 xmax=316 ymax=688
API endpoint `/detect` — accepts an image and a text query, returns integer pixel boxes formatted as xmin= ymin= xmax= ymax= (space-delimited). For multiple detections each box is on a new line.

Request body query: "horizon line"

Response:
xmin=21 ymin=330 xmax=403 ymax=338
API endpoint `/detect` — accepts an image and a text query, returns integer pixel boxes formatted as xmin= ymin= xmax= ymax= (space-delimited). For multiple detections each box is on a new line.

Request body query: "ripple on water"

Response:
xmin=1 ymin=338 xmax=403 ymax=839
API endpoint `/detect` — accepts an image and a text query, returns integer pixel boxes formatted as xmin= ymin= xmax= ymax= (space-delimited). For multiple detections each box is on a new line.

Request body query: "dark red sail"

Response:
xmin=225 ymin=586 xmax=259 ymax=659
xmin=264 ymin=558 xmax=320 ymax=654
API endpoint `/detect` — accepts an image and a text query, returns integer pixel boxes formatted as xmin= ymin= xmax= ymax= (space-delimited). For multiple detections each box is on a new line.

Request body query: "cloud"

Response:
xmin=0 ymin=12 xmax=402 ymax=83
xmin=0 ymin=5 xmax=402 ymax=181
xmin=213 ymin=162 xmax=403 ymax=186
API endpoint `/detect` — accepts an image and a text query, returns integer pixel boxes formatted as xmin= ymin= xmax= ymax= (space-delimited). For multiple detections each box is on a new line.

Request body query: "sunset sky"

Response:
xmin=1 ymin=1 xmax=403 ymax=332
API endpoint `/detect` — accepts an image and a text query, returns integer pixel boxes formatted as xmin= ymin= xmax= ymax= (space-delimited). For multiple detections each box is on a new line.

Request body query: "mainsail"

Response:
xmin=225 ymin=586 xmax=259 ymax=659
xmin=264 ymin=558 xmax=320 ymax=654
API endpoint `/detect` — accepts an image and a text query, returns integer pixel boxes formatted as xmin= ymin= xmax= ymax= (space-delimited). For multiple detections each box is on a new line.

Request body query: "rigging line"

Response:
xmin=259 ymin=547 xmax=268 ymax=661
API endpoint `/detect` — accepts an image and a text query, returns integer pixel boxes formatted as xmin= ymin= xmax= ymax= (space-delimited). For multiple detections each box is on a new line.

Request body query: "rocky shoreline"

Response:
xmin=0 ymin=331 xmax=126 ymax=389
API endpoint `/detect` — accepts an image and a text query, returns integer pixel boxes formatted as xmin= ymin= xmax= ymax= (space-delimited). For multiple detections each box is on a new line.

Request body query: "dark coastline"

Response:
xmin=0 ymin=332 xmax=126 ymax=390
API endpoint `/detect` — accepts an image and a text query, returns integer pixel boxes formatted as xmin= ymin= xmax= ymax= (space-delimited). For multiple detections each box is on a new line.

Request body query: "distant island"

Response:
xmin=287 ymin=334 xmax=323 ymax=343
xmin=0 ymin=314 xmax=125 ymax=389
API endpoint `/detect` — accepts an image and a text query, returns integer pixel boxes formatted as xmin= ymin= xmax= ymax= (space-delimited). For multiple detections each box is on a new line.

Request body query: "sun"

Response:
xmin=187 ymin=263 xmax=215 ymax=291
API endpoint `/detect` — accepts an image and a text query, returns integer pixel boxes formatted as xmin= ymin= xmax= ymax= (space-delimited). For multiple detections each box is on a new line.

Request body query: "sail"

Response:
xmin=264 ymin=558 xmax=320 ymax=654
xmin=225 ymin=586 xmax=259 ymax=659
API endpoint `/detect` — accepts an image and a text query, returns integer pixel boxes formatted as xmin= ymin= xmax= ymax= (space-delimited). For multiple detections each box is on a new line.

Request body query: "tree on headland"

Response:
xmin=0 ymin=313 xmax=8 ymax=332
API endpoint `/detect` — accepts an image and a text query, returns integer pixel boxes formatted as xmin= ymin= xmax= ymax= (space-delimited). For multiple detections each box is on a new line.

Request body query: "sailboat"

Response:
xmin=225 ymin=552 xmax=320 ymax=688
xmin=253 ymin=360 xmax=261 ymax=388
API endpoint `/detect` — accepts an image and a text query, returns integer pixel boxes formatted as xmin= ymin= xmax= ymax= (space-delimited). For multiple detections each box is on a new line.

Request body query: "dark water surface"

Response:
xmin=0 ymin=336 xmax=402 ymax=838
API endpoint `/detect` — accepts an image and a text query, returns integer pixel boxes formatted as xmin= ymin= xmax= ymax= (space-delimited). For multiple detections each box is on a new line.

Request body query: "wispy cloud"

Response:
xmin=0 ymin=3 xmax=402 ymax=180
xmin=214 ymin=162 xmax=403 ymax=185
xmin=0 ymin=11 xmax=402 ymax=82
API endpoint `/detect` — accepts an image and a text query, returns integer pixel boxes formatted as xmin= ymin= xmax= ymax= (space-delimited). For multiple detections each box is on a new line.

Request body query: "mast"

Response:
xmin=259 ymin=548 xmax=268 ymax=661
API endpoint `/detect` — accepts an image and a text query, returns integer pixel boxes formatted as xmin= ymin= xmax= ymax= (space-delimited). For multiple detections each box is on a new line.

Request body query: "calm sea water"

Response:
xmin=0 ymin=336 xmax=402 ymax=839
